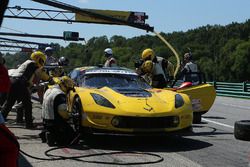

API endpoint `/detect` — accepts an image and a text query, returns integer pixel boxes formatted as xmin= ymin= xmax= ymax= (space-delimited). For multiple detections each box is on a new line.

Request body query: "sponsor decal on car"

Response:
xmin=86 ymin=69 xmax=137 ymax=75
xmin=191 ymin=98 xmax=202 ymax=111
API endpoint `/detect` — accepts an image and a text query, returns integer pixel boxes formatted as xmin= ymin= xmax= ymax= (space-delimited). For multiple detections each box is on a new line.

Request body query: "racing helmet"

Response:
xmin=141 ymin=60 xmax=153 ymax=74
xmin=141 ymin=48 xmax=155 ymax=61
xmin=184 ymin=53 xmax=192 ymax=61
xmin=59 ymin=76 xmax=75 ymax=93
xmin=104 ymin=48 xmax=113 ymax=57
xmin=58 ymin=56 xmax=69 ymax=66
xmin=45 ymin=47 xmax=53 ymax=53
xmin=30 ymin=51 xmax=46 ymax=67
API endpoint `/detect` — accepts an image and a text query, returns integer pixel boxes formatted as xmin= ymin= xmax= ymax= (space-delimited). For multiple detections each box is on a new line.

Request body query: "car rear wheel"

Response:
xmin=72 ymin=97 xmax=83 ymax=134
xmin=193 ymin=113 xmax=202 ymax=124
xmin=234 ymin=120 xmax=250 ymax=141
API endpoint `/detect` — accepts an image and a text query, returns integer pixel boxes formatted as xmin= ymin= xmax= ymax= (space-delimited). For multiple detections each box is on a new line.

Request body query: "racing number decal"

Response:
xmin=191 ymin=99 xmax=202 ymax=111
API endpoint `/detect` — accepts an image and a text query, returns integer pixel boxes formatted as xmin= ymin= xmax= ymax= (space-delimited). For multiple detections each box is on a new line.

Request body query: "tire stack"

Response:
xmin=234 ymin=120 xmax=250 ymax=141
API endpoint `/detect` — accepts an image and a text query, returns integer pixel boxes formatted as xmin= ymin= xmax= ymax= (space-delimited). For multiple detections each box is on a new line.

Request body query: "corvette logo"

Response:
xmin=144 ymin=106 xmax=153 ymax=112
xmin=138 ymin=98 xmax=154 ymax=112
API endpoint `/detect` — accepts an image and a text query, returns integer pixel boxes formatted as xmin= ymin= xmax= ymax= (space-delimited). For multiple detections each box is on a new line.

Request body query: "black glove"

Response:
xmin=30 ymin=86 xmax=38 ymax=93
xmin=48 ymin=77 xmax=55 ymax=85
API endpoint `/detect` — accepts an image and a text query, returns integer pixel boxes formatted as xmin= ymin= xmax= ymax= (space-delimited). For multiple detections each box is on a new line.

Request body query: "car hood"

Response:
xmin=76 ymin=86 xmax=180 ymax=116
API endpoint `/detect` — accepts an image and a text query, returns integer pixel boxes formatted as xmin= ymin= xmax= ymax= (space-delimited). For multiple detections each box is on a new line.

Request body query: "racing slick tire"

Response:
xmin=234 ymin=120 xmax=250 ymax=141
xmin=72 ymin=97 xmax=83 ymax=134
xmin=193 ymin=113 xmax=202 ymax=124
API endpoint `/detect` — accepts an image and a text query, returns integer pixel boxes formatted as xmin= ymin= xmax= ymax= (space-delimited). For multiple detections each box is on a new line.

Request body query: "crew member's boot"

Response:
xmin=39 ymin=131 xmax=47 ymax=143
xmin=46 ymin=132 xmax=56 ymax=147
xmin=16 ymin=107 xmax=24 ymax=124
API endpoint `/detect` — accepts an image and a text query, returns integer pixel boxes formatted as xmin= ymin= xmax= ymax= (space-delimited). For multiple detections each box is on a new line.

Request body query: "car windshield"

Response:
xmin=79 ymin=73 xmax=151 ymax=90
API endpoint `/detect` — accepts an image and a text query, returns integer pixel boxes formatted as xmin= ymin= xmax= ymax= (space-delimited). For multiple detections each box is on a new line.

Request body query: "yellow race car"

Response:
xmin=68 ymin=66 xmax=193 ymax=135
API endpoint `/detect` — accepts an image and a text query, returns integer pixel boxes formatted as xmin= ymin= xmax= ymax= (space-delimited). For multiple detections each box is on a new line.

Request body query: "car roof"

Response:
xmin=73 ymin=66 xmax=138 ymax=75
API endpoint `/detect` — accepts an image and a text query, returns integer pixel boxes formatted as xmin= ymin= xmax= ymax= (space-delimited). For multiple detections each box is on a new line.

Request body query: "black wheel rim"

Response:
xmin=72 ymin=98 xmax=82 ymax=133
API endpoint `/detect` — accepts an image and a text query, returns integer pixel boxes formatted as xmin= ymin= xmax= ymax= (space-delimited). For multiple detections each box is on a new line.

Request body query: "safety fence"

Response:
xmin=209 ymin=81 xmax=250 ymax=99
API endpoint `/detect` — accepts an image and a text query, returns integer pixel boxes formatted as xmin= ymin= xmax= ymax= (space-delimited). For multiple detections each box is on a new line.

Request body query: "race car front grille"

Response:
xmin=111 ymin=116 xmax=179 ymax=129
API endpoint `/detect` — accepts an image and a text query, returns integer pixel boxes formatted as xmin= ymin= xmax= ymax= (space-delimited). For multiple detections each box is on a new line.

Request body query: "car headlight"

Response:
xmin=175 ymin=94 xmax=184 ymax=108
xmin=90 ymin=93 xmax=115 ymax=109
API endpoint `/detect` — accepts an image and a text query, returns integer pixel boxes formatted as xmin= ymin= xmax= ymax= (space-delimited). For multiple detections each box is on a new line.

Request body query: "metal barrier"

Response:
xmin=209 ymin=81 xmax=250 ymax=99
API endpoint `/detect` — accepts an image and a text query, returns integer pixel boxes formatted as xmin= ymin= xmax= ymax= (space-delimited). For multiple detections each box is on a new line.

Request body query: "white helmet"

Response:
xmin=45 ymin=47 xmax=53 ymax=53
xmin=104 ymin=48 xmax=113 ymax=57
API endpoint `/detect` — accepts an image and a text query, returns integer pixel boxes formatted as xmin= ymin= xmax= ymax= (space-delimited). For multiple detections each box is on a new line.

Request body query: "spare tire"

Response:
xmin=234 ymin=120 xmax=250 ymax=141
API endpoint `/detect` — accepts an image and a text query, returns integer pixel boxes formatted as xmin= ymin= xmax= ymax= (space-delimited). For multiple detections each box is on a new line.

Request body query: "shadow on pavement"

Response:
xmin=191 ymin=125 xmax=233 ymax=136
xmin=77 ymin=124 xmax=235 ymax=153
xmin=18 ymin=153 xmax=33 ymax=167
xmin=79 ymin=134 xmax=213 ymax=153
xmin=16 ymin=124 xmax=233 ymax=166
xmin=202 ymin=116 xmax=226 ymax=120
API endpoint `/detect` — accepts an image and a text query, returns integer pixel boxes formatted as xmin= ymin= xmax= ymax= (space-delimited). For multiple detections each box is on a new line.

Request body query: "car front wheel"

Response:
xmin=72 ymin=97 xmax=83 ymax=134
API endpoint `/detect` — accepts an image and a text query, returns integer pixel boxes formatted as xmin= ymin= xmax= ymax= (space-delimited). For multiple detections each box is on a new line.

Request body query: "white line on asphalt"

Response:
xmin=202 ymin=118 xmax=234 ymax=129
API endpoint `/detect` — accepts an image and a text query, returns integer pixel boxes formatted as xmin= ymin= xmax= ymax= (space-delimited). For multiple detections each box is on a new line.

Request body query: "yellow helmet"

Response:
xmin=59 ymin=76 xmax=75 ymax=93
xmin=141 ymin=60 xmax=153 ymax=74
xmin=141 ymin=48 xmax=155 ymax=61
xmin=30 ymin=51 xmax=46 ymax=67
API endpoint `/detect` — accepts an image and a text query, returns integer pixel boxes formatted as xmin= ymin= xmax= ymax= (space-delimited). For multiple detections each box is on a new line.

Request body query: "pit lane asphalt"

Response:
xmin=5 ymin=96 xmax=250 ymax=167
